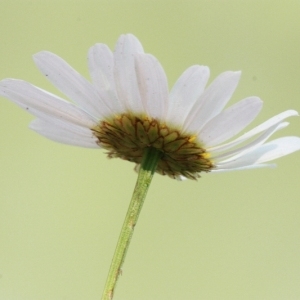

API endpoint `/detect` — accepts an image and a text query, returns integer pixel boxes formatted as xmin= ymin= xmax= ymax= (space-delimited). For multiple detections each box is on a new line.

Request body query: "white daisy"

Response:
xmin=1 ymin=34 xmax=299 ymax=180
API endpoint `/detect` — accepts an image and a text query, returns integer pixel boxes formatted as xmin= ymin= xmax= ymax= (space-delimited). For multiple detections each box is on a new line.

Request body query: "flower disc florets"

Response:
xmin=92 ymin=113 xmax=214 ymax=180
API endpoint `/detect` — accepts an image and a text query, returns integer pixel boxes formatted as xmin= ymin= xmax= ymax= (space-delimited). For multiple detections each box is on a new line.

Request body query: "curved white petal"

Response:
xmin=200 ymin=96 xmax=263 ymax=146
xmin=184 ymin=71 xmax=241 ymax=132
xmin=215 ymin=146 xmax=276 ymax=169
xmin=216 ymin=136 xmax=300 ymax=169
xmin=166 ymin=65 xmax=210 ymax=126
xmin=254 ymin=136 xmax=300 ymax=163
xmin=212 ymin=163 xmax=276 ymax=173
xmin=30 ymin=119 xmax=100 ymax=148
xmin=213 ymin=122 xmax=289 ymax=162
xmin=30 ymin=111 xmax=95 ymax=136
xmin=0 ymin=79 xmax=97 ymax=128
xmin=88 ymin=43 xmax=123 ymax=114
xmin=208 ymin=110 xmax=299 ymax=153
xmin=33 ymin=51 xmax=108 ymax=119
xmin=113 ymin=34 xmax=144 ymax=114
xmin=135 ymin=53 xmax=169 ymax=120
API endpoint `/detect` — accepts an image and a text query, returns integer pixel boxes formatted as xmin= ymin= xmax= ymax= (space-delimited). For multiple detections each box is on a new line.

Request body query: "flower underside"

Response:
xmin=92 ymin=113 xmax=214 ymax=180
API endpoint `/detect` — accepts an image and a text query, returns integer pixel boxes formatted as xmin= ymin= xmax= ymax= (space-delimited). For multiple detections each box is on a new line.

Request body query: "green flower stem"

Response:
xmin=101 ymin=147 xmax=161 ymax=300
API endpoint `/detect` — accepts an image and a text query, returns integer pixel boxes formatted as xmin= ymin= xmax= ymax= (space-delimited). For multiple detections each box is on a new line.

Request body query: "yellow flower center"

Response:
xmin=92 ymin=113 xmax=214 ymax=179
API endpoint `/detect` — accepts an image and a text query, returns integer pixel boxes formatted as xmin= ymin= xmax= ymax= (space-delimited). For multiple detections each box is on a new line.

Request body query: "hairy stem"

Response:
xmin=101 ymin=147 xmax=161 ymax=300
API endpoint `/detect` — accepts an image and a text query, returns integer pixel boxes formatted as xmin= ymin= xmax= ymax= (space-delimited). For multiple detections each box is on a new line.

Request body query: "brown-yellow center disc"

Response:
xmin=92 ymin=114 xmax=214 ymax=179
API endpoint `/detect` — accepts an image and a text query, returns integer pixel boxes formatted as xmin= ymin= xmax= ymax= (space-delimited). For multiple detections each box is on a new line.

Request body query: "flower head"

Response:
xmin=1 ymin=34 xmax=299 ymax=179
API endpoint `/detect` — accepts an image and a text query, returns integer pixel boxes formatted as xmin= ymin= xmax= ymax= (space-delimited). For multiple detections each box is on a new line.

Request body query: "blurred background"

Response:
xmin=0 ymin=1 xmax=300 ymax=299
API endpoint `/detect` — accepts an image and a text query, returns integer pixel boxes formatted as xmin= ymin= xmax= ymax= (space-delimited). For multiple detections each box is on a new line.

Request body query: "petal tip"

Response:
xmin=234 ymin=70 xmax=242 ymax=77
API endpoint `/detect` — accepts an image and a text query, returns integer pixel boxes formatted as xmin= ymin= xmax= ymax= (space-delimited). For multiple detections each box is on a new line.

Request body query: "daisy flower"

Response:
xmin=1 ymin=34 xmax=300 ymax=299
xmin=0 ymin=34 xmax=299 ymax=180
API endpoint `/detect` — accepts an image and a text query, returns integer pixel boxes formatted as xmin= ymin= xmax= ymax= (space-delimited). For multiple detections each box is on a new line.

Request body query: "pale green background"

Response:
xmin=0 ymin=1 xmax=300 ymax=300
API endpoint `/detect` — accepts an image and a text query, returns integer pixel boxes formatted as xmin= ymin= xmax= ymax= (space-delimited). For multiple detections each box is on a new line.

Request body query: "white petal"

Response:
xmin=31 ymin=112 xmax=95 ymax=136
xmin=88 ymin=43 xmax=114 ymax=92
xmin=176 ymin=175 xmax=187 ymax=181
xmin=212 ymin=163 xmax=276 ymax=173
xmin=33 ymin=51 xmax=108 ymax=119
xmin=0 ymin=79 xmax=97 ymax=128
xmin=135 ymin=53 xmax=169 ymax=120
xmin=30 ymin=119 xmax=100 ymax=148
xmin=113 ymin=34 xmax=144 ymax=113
xmin=208 ymin=110 xmax=299 ymax=153
xmin=255 ymin=136 xmax=300 ymax=163
xmin=166 ymin=65 xmax=210 ymax=127
xmin=184 ymin=71 xmax=241 ymax=132
xmin=88 ymin=43 xmax=123 ymax=113
xmin=213 ymin=122 xmax=289 ymax=162
xmin=200 ymin=96 xmax=263 ymax=146
xmin=214 ymin=147 xmax=274 ymax=169
xmin=216 ymin=136 xmax=300 ymax=169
